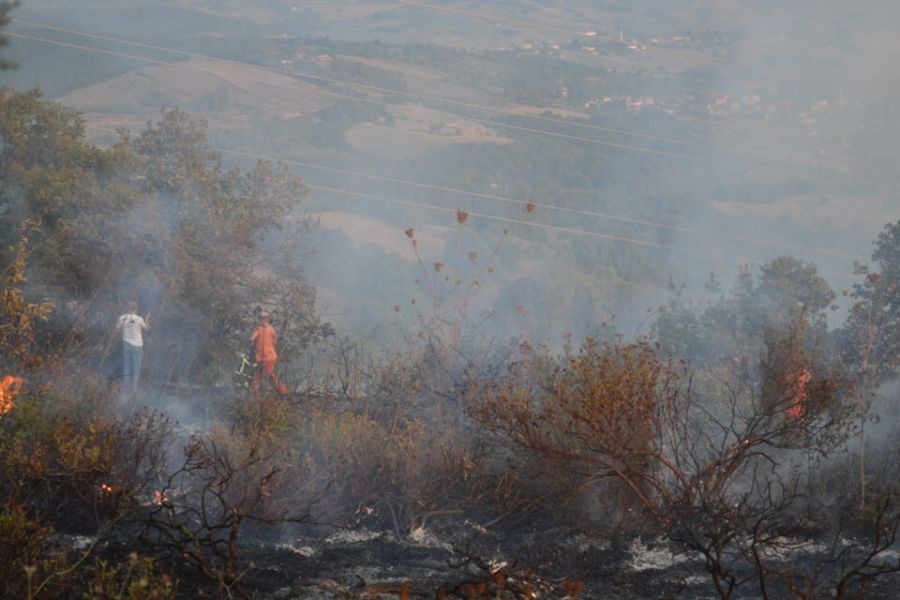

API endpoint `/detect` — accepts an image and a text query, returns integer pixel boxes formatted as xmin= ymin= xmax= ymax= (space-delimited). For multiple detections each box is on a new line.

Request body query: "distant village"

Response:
xmin=493 ymin=34 xmax=847 ymax=135
xmin=265 ymin=31 xmax=848 ymax=141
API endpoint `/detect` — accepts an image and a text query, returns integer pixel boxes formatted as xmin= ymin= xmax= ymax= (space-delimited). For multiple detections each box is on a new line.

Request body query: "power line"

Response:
xmin=215 ymin=147 xmax=866 ymax=261
xmin=86 ymin=108 xmax=867 ymax=263
xmin=9 ymin=25 xmax=897 ymax=207
xmin=4 ymin=28 xmax=718 ymax=164
xmin=5 ymin=28 xmax=870 ymax=261
xmin=2 ymin=31 xmax=881 ymax=268
xmin=279 ymin=185 xmax=859 ymax=281
xmin=306 ymin=183 xmax=676 ymax=249
xmin=80 ymin=127 xmax=860 ymax=282
xmin=385 ymin=0 xmax=900 ymax=184
xmin=11 ymin=18 xmax=737 ymax=156
xmin=82 ymin=110 xmax=863 ymax=262
xmin=85 ymin=123 xmax=680 ymax=252
xmin=11 ymin=19 xmax=899 ymax=190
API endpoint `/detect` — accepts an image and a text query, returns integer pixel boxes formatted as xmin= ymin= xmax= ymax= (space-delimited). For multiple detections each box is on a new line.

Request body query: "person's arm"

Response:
xmin=251 ymin=327 xmax=259 ymax=342
xmin=142 ymin=313 xmax=151 ymax=330
xmin=115 ymin=315 xmax=124 ymax=330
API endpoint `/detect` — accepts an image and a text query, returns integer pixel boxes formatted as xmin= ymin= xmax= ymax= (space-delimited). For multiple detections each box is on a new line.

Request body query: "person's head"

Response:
xmin=258 ymin=310 xmax=270 ymax=324
xmin=126 ymin=301 xmax=139 ymax=314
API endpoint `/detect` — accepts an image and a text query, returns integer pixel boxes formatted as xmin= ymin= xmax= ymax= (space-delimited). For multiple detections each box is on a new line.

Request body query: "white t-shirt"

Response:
xmin=118 ymin=314 xmax=147 ymax=347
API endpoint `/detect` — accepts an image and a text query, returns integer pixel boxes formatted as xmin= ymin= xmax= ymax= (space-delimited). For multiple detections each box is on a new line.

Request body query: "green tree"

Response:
xmin=653 ymin=257 xmax=837 ymax=437
xmin=834 ymin=220 xmax=900 ymax=507
xmin=0 ymin=1 xmax=18 ymax=71
xmin=0 ymin=90 xmax=324 ymax=381
xmin=839 ymin=220 xmax=900 ymax=383
xmin=655 ymin=257 xmax=835 ymax=368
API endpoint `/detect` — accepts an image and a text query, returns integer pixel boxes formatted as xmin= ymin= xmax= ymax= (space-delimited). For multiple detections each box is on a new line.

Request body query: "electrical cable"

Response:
xmin=12 ymin=19 xmax=900 ymax=189
xmin=5 ymin=31 xmax=874 ymax=273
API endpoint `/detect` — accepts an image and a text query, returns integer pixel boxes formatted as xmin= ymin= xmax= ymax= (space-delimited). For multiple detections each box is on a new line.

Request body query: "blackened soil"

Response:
xmin=87 ymin=523 xmax=900 ymax=599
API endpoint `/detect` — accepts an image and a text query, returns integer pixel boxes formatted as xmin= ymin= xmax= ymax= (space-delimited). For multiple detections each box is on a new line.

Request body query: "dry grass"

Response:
xmin=63 ymin=57 xmax=328 ymax=112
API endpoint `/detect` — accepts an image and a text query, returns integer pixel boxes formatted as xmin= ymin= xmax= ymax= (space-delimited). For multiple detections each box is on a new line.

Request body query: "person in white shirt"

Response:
xmin=116 ymin=301 xmax=150 ymax=398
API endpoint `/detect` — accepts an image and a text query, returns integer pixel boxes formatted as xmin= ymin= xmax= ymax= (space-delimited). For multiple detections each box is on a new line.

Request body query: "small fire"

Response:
xmin=153 ymin=489 xmax=167 ymax=506
xmin=100 ymin=483 xmax=114 ymax=494
xmin=0 ymin=375 xmax=24 ymax=419
xmin=787 ymin=368 xmax=812 ymax=419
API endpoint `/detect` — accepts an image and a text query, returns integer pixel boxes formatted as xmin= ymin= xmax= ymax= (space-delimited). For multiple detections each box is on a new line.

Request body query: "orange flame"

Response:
xmin=0 ymin=375 xmax=24 ymax=419
xmin=787 ymin=369 xmax=811 ymax=419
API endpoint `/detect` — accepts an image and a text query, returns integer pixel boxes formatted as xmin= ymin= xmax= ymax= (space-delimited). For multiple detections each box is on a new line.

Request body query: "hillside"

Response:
xmin=1 ymin=3 xmax=899 ymax=600
xmin=3 ymin=0 xmax=898 ymax=337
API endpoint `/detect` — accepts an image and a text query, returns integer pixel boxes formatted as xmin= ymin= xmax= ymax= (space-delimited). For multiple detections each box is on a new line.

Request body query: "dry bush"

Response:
xmin=0 ymin=328 xmax=171 ymax=597
xmin=661 ymin=331 xmax=899 ymax=600
xmin=0 ymin=376 xmax=172 ymax=529
xmin=141 ymin=394 xmax=324 ymax=597
xmin=0 ymin=220 xmax=54 ymax=368
xmin=84 ymin=553 xmax=176 ymax=600
xmin=296 ymin=404 xmax=487 ymax=534
xmin=467 ymin=337 xmax=688 ymax=524
xmin=465 ymin=329 xmax=900 ymax=598
xmin=0 ymin=502 xmax=176 ymax=600
xmin=287 ymin=339 xmax=498 ymax=533
xmin=0 ymin=503 xmax=70 ymax=598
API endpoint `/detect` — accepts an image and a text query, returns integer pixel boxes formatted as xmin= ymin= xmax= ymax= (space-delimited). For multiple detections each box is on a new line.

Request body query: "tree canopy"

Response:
xmin=0 ymin=88 xmax=324 ymax=381
xmin=0 ymin=2 xmax=17 ymax=71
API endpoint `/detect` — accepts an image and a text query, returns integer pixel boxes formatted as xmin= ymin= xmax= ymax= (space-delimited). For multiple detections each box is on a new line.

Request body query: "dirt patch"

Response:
xmin=346 ymin=122 xmax=514 ymax=158
xmin=337 ymin=55 xmax=448 ymax=82
xmin=60 ymin=57 xmax=332 ymax=118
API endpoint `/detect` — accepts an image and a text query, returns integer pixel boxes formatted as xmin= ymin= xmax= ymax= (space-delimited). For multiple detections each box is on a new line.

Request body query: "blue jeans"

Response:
xmin=122 ymin=342 xmax=144 ymax=397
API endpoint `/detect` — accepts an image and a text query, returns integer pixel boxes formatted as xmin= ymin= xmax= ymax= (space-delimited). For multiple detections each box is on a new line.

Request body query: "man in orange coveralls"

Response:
xmin=250 ymin=310 xmax=289 ymax=394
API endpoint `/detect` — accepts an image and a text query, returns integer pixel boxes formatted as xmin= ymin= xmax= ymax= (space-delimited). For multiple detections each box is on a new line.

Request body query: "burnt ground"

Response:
xmin=79 ymin=520 xmax=900 ymax=600
xmin=78 ymin=390 xmax=898 ymax=599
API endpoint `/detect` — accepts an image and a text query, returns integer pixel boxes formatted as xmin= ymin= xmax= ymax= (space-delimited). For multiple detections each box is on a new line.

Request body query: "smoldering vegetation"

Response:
xmin=0 ymin=1 xmax=899 ymax=599
xmin=0 ymin=86 xmax=897 ymax=598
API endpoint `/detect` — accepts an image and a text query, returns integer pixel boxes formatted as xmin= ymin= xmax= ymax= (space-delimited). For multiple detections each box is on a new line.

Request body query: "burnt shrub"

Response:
xmin=140 ymin=393 xmax=323 ymax=596
xmin=466 ymin=337 xmax=688 ymax=527
xmin=0 ymin=376 xmax=172 ymax=530
xmin=84 ymin=553 xmax=176 ymax=600
xmin=0 ymin=503 xmax=70 ymax=598
xmin=296 ymin=405 xmax=487 ymax=534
